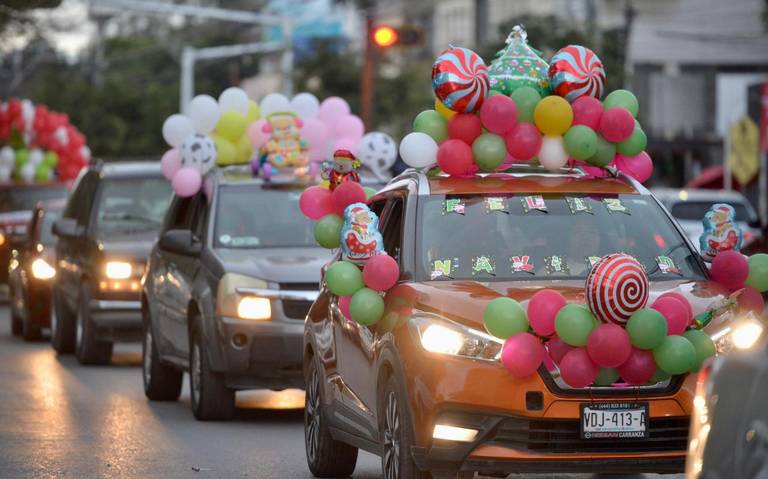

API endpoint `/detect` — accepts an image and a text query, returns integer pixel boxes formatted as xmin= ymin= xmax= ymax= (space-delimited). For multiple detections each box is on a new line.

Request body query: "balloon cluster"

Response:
xmin=0 ymin=98 xmax=91 ymax=182
xmin=400 ymin=26 xmax=653 ymax=183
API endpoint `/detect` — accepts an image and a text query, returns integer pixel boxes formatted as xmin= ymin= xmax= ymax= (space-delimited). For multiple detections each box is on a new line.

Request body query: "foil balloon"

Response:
xmin=587 ymin=253 xmax=649 ymax=325
xmin=341 ymin=202 xmax=384 ymax=262
xmin=487 ymin=25 xmax=550 ymax=96
xmin=699 ymin=203 xmax=743 ymax=262
xmin=431 ymin=46 xmax=490 ymax=113
xmin=259 ymin=112 xmax=309 ymax=169
xmin=548 ymin=45 xmax=606 ymax=102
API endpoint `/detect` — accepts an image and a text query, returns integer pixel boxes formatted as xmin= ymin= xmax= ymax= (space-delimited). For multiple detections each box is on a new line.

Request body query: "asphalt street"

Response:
xmin=0 ymin=306 xmax=684 ymax=479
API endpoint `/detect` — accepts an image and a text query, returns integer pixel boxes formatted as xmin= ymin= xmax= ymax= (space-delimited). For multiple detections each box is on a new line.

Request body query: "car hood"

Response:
xmin=406 ymin=278 xmax=731 ymax=333
xmin=213 ymin=247 xmax=331 ymax=284
xmin=98 ymin=232 xmax=158 ymax=261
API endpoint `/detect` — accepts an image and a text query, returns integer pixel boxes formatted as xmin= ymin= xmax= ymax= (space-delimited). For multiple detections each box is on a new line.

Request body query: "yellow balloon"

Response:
xmin=534 ymin=96 xmax=573 ymax=136
xmin=434 ymin=98 xmax=456 ymax=120
xmin=213 ymin=135 xmax=236 ymax=165
xmin=216 ymin=111 xmax=247 ymax=142
xmin=246 ymin=100 xmax=260 ymax=123
xmin=319 ymin=180 xmax=330 ymax=189
xmin=236 ymin=134 xmax=253 ymax=164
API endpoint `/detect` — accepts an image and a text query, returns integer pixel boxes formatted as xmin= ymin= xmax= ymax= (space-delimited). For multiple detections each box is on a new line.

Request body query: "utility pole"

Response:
xmin=360 ymin=7 xmax=375 ymax=129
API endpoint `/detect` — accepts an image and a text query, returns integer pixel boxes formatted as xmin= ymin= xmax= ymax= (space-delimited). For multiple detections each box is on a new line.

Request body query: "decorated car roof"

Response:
xmin=427 ymin=173 xmax=640 ymax=196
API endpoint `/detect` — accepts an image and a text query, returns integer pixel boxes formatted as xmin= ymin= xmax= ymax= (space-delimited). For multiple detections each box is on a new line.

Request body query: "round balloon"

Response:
xmin=358 ymin=132 xmax=398 ymax=178
xmin=587 ymin=254 xmax=649 ymax=325
xmin=218 ymin=87 xmax=250 ymax=115
xmin=431 ymin=46 xmax=490 ymax=113
xmin=400 ymin=132 xmax=438 ymax=168
xmin=180 ymin=134 xmax=217 ymax=174
xmin=548 ymin=45 xmax=606 ymax=102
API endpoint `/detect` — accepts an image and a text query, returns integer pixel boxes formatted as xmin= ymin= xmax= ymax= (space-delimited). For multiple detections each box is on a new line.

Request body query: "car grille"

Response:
xmin=279 ymin=283 xmax=319 ymax=320
xmin=490 ymin=416 xmax=689 ymax=454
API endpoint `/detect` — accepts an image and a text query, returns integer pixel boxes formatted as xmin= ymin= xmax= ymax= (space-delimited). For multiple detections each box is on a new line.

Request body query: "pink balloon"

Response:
xmin=658 ymin=292 xmax=693 ymax=320
xmin=581 ymin=164 xmax=611 ymax=177
xmin=299 ymin=185 xmax=333 ymax=220
xmin=586 ymin=323 xmax=632 ymax=368
xmin=527 ymin=289 xmax=567 ymax=337
xmin=501 ymin=333 xmax=545 ymax=378
xmin=308 ymin=143 xmax=328 ymax=163
xmin=599 ymin=107 xmax=634 ymax=142
xmin=710 ymin=250 xmax=749 ymax=290
xmin=505 ymin=123 xmax=542 ymax=161
xmin=171 ymin=167 xmax=202 ymax=198
xmin=318 ymin=97 xmax=351 ymax=124
xmin=739 ymin=286 xmax=765 ymax=314
xmin=437 ymin=139 xmax=475 ymax=177
xmin=617 ymin=348 xmax=656 ymax=385
xmin=161 ymin=149 xmax=181 ymax=180
xmin=547 ymin=335 xmax=573 ymax=365
xmin=651 ymin=296 xmax=690 ymax=335
xmin=494 ymin=154 xmax=516 ymax=171
xmin=339 ymin=295 xmax=352 ymax=320
xmin=479 ymin=95 xmax=517 ymax=135
xmin=333 ymin=137 xmax=359 ymax=156
xmin=301 ymin=117 xmax=330 ymax=150
xmin=363 ymin=254 xmax=400 ymax=291
xmin=247 ymin=119 xmax=270 ymax=148
xmin=614 ymin=151 xmax=653 ymax=183
xmin=448 ymin=113 xmax=483 ymax=145
xmin=572 ymin=96 xmax=603 ymax=130
xmin=559 ymin=348 xmax=599 ymax=388
xmin=334 ymin=115 xmax=365 ymax=142
xmin=332 ymin=181 xmax=366 ymax=216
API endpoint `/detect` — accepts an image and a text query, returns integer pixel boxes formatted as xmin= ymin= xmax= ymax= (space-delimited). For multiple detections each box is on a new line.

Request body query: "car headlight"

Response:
xmin=710 ymin=312 xmax=765 ymax=353
xmin=410 ymin=312 xmax=502 ymax=361
xmin=217 ymin=272 xmax=272 ymax=321
xmin=237 ymin=296 xmax=271 ymax=320
xmin=31 ymin=257 xmax=55 ymax=280
xmin=105 ymin=261 xmax=132 ymax=279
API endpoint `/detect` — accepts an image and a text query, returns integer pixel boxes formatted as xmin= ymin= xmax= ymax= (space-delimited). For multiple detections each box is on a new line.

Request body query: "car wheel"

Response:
xmin=51 ymin=288 xmax=76 ymax=354
xmin=75 ymin=286 xmax=113 ymax=365
xmin=304 ymin=358 xmax=358 ymax=477
xmin=20 ymin=291 xmax=42 ymax=341
xmin=142 ymin=320 xmax=182 ymax=401
xmin=381 ymin=375 xmax=432 ymax=479
xmin=10 ymin=284 xmax=22 ymax=336
xmin=189 ymin=326 xmax=234 ymax=421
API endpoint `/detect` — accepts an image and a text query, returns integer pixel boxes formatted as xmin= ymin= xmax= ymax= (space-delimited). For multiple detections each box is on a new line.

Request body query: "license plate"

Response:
xmin=580 ymin=402 xmax=648 ymax=439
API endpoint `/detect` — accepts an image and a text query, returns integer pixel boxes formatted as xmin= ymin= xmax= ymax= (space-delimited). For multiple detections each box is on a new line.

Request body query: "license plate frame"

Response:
xmin=580 ymin=402 xmax=649 ymax=439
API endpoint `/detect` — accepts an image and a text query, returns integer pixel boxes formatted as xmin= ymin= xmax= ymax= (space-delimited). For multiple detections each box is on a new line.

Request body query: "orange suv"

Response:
xmin=303 ymin=166 xmax=726 ymax=478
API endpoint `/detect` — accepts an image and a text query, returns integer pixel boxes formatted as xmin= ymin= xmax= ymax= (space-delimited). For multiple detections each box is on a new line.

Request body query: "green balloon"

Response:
xmin=472 ymin=133 xmax=506 ymax=171
xmin=413 ymin=110 xmax=448 ymax=143
xmin=653 ymin=336 xmax=696 ymax=375
xmin=34 ymin=164 xmax=50 ymax=182
xmin=617 ymin=127 xmax=647 ymax=156
xmin=510 ymin=86 xmax=541 ymax=123
xmin=43 ymin=151 xmax=59 ymax=167
xmin=649 ymin=369 xmax=671 ymax=384
xmin=683 ymin=329 xmax=716 ymax=372
xmin=555 ymin=304 xmax=596 ymax=347
xmin=595 ymin=368 xmax=620 ymax=386
xmin=585 ymin=135 xmax=616 ymax=167
xmin=604 ymin=89 xmax=639 ymax=117
xmin=483 ymin=297 xmax=529 ymax=339
xmin=563 ymin=125 xmax=598 ymax=161
xmin=14 ymin=148 xmax=28 ymax=168
xmin=746 ymin=254 xmax=768 ymax=292
xmin=350 ymin=287 xmax=385 ymax=325
xmin=314 ymin=214 xmax=343 ymax=249
xmin=626 ymin=309 xmax=668 ymax=350
xmin=363 ymin=186 xmax=377 ymax=199
xmin=325 ymin=261 xmax=364 ymax=297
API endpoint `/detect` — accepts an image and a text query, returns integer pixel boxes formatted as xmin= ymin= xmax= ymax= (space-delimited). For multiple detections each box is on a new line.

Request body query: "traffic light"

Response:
xmin=372 ymin=25 xmax=424 ymax=48
xmin=373 ymin=26 xmax=398 ymax=48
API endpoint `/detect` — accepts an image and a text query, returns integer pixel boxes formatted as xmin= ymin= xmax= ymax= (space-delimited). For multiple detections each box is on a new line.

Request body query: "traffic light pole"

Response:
xmin=361 ymin=12 xmax=375 ymax=129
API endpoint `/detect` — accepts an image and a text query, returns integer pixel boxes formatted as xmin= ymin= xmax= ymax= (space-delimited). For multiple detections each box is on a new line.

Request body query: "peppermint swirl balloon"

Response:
xmin=432 ymin=47 xmax=489 ymax=114
xmin=587 ymin=253 xmax=649 ymax=325
xmin=549 ymin=45 xmax=606 ymax=102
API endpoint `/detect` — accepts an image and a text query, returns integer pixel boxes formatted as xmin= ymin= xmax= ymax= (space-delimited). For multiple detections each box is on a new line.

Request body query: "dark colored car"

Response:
xmin=141 ymin=169 xmax=329 ymax=420
xmin=8 ymin=199 xmax=64 ymax=340
xmin=51 ymin=162 xmax=171 ymax=365
xmin=0 ymin=182 xmax=68 ymax=282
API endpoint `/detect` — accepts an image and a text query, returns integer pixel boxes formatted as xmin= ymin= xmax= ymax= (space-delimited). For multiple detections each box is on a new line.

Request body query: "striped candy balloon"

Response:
xmin=548 ymin=45 xmax=606 ymax=102
xmin=432 ymin=47 xmax=490 ymax=114
xmin=586 ymin=253 xmax=649 ymax=325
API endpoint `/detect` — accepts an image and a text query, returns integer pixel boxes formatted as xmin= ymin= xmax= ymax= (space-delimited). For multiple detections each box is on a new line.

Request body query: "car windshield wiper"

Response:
xmin=101 ymin=212 xmax=160 ymax=225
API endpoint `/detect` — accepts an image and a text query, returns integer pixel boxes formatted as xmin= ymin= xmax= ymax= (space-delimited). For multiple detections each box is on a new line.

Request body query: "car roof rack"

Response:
xmin=417 ymin=163 xmax=621 ymax=178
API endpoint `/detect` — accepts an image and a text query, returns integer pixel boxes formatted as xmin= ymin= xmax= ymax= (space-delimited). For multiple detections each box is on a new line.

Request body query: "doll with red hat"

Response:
xmin=324 ymin=149 xmax=360 ymax=191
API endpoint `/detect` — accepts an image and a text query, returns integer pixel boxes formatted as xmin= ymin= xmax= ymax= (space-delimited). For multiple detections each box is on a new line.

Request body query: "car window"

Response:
xmin=190 ymin=194 xmax=207 ymax=240
xmin=670 ymin=200 xmax=755 ymax=223
xmin=417 ymin=193 xmax=707 ymax=282
xmin=64 ymin=171 xmax=97 ymax=225
xmin=380 ymin=197 xmax=404 ymax=260
xmin=39 ymin=209 xmax=61 ymax=245
xmin=94 ymin=177 xmax=171 ymax=236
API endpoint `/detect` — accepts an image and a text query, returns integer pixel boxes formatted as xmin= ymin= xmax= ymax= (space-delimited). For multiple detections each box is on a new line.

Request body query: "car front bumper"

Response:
xmin=89 ymin=299 xmax=142 ymax=342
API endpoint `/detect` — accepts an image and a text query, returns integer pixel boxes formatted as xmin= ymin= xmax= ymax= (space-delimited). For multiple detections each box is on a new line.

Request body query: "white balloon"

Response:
xmin=188 ymin=95 xmax=221 ymax=135
xmin=399 ymin=132 xmax=438 ymax=169
xmin=290 ymin=92 xmax=320 ymax=119
xmin=0 ymin=146 xmax=14 ymax=166
xmin=20 ymin=163 xmax=35 ymax=183
xmin=162 ymin=114 xmax=195 ymax=148
xmin=538 ymin=136 xmax=568 ymax=172
xmin=358 ymin=132 xmax=397 ymax=181
xmin=29 ymin=149 xmax=44 ymax=166
xmin=260 ymin=93 xmax=291 ymax=117
xmin=180 ymin=134 xmax=217 ymax=175
xmin=80 ymin=145 xmax=92 ymax=163
xmin=0 ymin=166 xmax=11 ymax=182
xmin=54 ymin=126 xmax=69 ymax=146
xmin=218 ymin=87 xmax=249 ymax=115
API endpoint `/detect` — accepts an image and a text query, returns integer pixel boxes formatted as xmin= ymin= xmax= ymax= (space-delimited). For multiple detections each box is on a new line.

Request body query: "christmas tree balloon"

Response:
xmin=488 ymin=25 xmax=551 ymax=96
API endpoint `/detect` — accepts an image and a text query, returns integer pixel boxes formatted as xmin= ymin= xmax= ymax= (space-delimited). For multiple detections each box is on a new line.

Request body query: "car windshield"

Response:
xmin=214 ymin=185 xmax=314 ymax=248
xmin=418 ymin=193 xmax=707 ymax=281
xmin=40 ymin=210 xmax=61 ymax=245
xmin=671 ymin=200 xmax=755 ymax=223
xmin=95 ymin=177 xmax=171 ymax=236
xmin=0 ymin=186 xmax=67 ymax=213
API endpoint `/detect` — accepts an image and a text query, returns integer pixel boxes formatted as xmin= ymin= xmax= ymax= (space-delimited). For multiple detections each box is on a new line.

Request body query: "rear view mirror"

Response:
xmin=52 ymin=218 xmax=83 ymax=238
xmin=159 ymin=229 xmax=201 ymax=256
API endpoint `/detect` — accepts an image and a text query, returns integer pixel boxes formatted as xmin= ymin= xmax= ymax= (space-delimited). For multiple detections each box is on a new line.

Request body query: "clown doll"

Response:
xmin=323 ymin=149 xmax=360 ymax=191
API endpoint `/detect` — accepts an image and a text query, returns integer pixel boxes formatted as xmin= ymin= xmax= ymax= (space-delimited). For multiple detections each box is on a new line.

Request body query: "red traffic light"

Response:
xmin=373 ymin=26 xmax=398 ymax=47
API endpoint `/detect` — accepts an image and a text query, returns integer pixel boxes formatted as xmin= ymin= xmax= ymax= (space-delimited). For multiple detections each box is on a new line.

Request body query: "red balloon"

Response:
xmin=599 ymin=107 xmax=634 ymax=142
xmin=299 ymin=186 xmax=333 ymax=220
xmin=547 ymin=335 xmax=573 ymax=365
xmin=651 ymin=296 xmax=690 ymax=335
xmin=527 ymin=289 xmax=567 ymax=337
xmin=738 ymin=286 xmax=765 ymax=314
xmin=479 ymin=95 xmax=517 ymax=135
xmin=447 ymin=113 xmax=482 ymax=145
xmin=658 ymin=292 xmax=693 ymax=319
xmin=363 ymin=253 xmax=400 ymax=291
xmin=710 ymin=250 xmax=749 ymax=291
xmin=586 ymin=323 xmax=632 ymax=368
xmin=437 ymin=139 xmax=476 ymax=177
xmin=505 ymin=123 xmax=542 ymax=162
xmin=617 ymin=347 xmax=656 ymax=385
xmin=559 ymin=348 xmax=599 ymax=388
xmin=331 ymin=181 xmax=366 ymax=216
xmin=572 ymin=96 xmax=604 ymax=130
xmin=501 ymin=333 xmax=544 ymax=378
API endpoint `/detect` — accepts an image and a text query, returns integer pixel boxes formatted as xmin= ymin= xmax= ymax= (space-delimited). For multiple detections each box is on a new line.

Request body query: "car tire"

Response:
xmin=304 ymin=358 xmax=358 ymax=478
xmin=51 ymin=288 xmax=76 ymax=354
xmin=10 ymin=307 xmax=22 ymax=336
xmin=75 ymin=286 xmax=113 ymax=365
xmin=142 ymin=320 xmax=182 ymax=401
xmin=189 ymin=325 xmax=234 ymax=421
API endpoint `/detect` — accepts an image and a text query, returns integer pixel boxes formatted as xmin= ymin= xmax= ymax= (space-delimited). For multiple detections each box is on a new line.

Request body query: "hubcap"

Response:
xmin=383 ymin=391 xmax=400 ymax=479
xmin=305 ymin=368 xmax=321 ymax=463
xmin=191 ymin=342 xmax=202 ymax=406
xmin=143 ymin=328 xmax=153 ymax=386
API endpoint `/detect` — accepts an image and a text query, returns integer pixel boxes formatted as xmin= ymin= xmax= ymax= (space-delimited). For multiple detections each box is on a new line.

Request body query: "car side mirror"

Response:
xmin=159 ymin=229 xmax=201 ymax=256
xmin=52 ymin=218 xmax=83 ymax=238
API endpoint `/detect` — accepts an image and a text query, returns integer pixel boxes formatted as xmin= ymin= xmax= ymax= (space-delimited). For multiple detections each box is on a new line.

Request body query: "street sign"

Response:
xmin=729 ymin=115 xmax=760 ymax=185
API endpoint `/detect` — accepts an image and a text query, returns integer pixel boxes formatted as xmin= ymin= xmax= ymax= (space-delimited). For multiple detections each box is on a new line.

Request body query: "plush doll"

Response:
xmin=324 ymin=149 xmax=360 ymax=191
